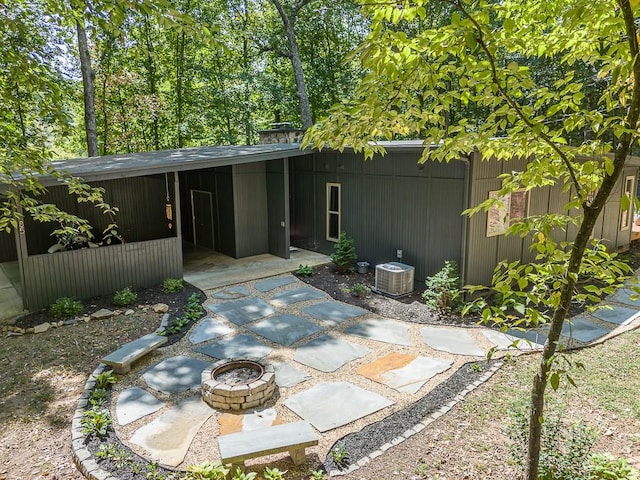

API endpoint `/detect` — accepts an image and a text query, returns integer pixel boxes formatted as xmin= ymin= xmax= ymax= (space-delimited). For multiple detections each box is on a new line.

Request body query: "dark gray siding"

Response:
xmin=266 ymin=159 xmax=290 ymax=258
xmin=22 ymin=237 xmax=182 ymax=309
xmin=0 ymin=229 xmax=17 ymax=262
xmin=233 ymin=163 xmax=269 ymax=257
xmin=24 ymin=175 xmax=175 ymax=255
xmin=291 ymin=151 xmax=468 ymax=283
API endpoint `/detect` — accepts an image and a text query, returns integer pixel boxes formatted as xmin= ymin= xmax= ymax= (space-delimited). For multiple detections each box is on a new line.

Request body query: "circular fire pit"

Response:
xmin=201 ymin=357 xmax=276 ymax=411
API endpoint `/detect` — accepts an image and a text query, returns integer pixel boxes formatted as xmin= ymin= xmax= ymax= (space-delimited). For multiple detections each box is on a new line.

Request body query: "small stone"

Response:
xmin=125 ymin=309 xmax=135 ymax=316
xmin=57 ymin=321 xmax=64 ymax=327
xmin=33 ymin=322 xmax=51 ymax=334
xmin=91 ymin=309 xmax=114 ymax=320
xmin=26 ymin=327 xmax=34 ymax=333
xmin=152 ymin=303 xmax=169 ymax=313
xmin=6 ymin=331 xmax=23 ymax=337
xmin=63 ymin=319 xmax=78 ymax=326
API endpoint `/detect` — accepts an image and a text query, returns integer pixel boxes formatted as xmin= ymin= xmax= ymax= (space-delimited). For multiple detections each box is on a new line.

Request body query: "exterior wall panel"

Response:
xmin=22 ymin=237 xmax=182 ymax=309
xmin=233 ymin=163 xmax=268 ymax=257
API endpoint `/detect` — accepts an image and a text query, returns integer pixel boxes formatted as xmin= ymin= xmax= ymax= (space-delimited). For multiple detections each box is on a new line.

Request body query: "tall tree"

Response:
xmin=75 ymin=7 xmax=99 ymax=157
xmin=304 ymin=1 xmax=640 ymax=478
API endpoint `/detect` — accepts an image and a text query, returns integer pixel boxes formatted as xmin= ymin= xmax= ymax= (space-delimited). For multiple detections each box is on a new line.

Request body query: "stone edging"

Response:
xmin=328 ymin=361 xmax=505 ymax=478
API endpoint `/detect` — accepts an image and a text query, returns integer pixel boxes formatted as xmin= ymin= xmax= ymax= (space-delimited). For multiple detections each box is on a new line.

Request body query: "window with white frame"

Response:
xmin=620 ymin=175 xmax=635 ymax=230
xmin=326 ymin=183 xmax=341 ymax=242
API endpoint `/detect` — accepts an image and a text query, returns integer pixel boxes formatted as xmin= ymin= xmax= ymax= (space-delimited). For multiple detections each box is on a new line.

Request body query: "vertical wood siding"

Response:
xmin=0 ymin=229 xmax=17 ymax=262
xmin=22 ymin=237 xmax=182 ymax=309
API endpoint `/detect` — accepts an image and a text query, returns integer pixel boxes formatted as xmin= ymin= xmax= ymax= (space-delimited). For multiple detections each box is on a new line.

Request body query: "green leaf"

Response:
xmin=549 ymin=372 xmax=560 ymax=391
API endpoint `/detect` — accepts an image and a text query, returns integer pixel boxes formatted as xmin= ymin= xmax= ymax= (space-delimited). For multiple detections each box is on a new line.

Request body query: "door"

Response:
xmin=191 ymin=189 xmax=214 ymax=249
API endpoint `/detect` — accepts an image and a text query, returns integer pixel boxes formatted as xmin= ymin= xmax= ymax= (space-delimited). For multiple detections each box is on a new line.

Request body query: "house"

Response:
xmin=1 ymin=134 xmax=637 ymax=310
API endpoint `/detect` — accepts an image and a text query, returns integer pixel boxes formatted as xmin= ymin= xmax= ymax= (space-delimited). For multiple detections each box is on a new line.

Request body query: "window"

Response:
xmin=326 ymin=183 xmax=341 ymax=242
xmin=620 ymin=175 xmax=635 ymax=230
xmin=486 ymin=189 xmax=529 ymax=237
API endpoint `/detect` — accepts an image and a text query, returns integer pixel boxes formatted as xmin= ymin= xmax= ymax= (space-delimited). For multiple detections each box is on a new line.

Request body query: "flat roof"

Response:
xmin=4 ymin=143 xmax=308 ymax=192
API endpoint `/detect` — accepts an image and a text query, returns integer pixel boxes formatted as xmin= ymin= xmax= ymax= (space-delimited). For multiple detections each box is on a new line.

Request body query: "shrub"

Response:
xmin=81 ymin=406 xmax=112 ymax=438
xmin=351 ymin=283 xmax=371 ymax=298
xmin=296 ymin=264 xmax=313 ymax=276
xmin=95 ymin=369 xmax=117 ymax=389
xmin=162 ymin=277 xmax=184 ymax=293
xmin=330 ymin=445 xmax=349 ymax=468
xmin=422 ymin=261 xmax=462 ymax=313
xmin=330 ymin=231 xmax=357 ymax=274
xmin=49 ymin=297 xmax=83 ymax=318
xmin=184 ymin=461 xmax=229 ymax=479
xmin=113 ymin=286 xmax=137 ymax=306
xmin=588 ymin=453 xmax=639 ymax=480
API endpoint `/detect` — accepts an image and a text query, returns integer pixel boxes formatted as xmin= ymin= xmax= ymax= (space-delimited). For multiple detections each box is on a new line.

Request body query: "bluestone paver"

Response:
xmin=188 ymin=317 xmax=234 ymax=345
xmin=194 ymin=334 xmax=273 ymax=360
xmin=609 ymin=288 xmax=640 ymax=308
xmin=507 ymin=328 xmax=549 ymax=346
xmin=481 ymin=329 xmax=543 ymax=350
xmin=591 ymin=305 xmax=639 ymax=326
xmin=270 ymin=287 xmax=326 ymax=306
xmin=210 ymin=286 xmax=250 ymax=300
xmin=116 ymin=387 xmax=164 ymax=426
xmin=255 ymin=276 xmax=295 ymax=292
xmin=272 ymin=362 xmax=312 ymax=388
xmin=344 ymin=318 xmax=411 ymax=346
xmin=357 ymin=353 xmax=452 ymax=394
xmin=142 ymin=356 xmax=210 ymax=394
xmin=207 ymin=298 xmax=275 ymax=325
xmin=293 ymin=334 xmax=370 ymax=372
xmin=420 ymin=326 xmax=484 ymax=356
xmin=284 ymin=382 xmax=394 ymax=432
xmin=302 ymin=301 xmax=369 ymax=325
xmin=129 ymin=396 xmax=213 ymax=467
xmin=246 ymin=314 xmax=322 ymax=346
xmin=561 ymin=316 xmax=612 ymax=342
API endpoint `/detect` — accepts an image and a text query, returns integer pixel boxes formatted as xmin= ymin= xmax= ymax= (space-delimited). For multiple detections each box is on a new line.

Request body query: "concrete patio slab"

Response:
xmin=302 ymin=301 xmax=369 ymax=326
xmin=293 ymin=335 xmax=370 ymax=372
xmin=129 ymin=396 xmax=213 ymax=467
xmin=115 ymin=387 xmax=164 ymax=426
xmin=591 ymin=305 xmax=639 ymax=326
xmin=561 ymin=316 xmax=612 ymax=342
xmin=209 ymin=286 xmax=250 ymax=300
xmin=357 ymin=353 xmax=452 ymax=394
xmin=218 ymin=408 xmax=279 ymax=435
xmin=142 ymin=356 xmax=210 ymax=394
xmin=284 ymin=382 xmax=394 ymax=432
xmin=344 ymin=318 xmax=411 ymax=346
xmin=420 ymin=326 xmax=485 ymax=356
xmin=207 ymin=298 xmax=275 ymax=326
xmin=270 ymin=287 xmax=326 ymax=306
xmin=246 ymin=314 xmax=322 ymax=346
xmin=188 ymin=318 xmax=234 ymax=345
xmin=481 ymin=329 xmax=543 ymax=350
xmin=194 ymin=334 xmax=273 ymax=360
xmin=272 ymin=362 xmax=312 ymax=388
xmin=254 ymin=276 xmax=296 ymax=292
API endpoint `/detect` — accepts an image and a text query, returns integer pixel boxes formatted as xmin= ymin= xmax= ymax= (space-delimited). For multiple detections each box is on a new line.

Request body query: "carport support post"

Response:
xmin=173 ymin=171 xmax=182 ymax=241
xmin=14 ymin=203 xmax=28 ymax=310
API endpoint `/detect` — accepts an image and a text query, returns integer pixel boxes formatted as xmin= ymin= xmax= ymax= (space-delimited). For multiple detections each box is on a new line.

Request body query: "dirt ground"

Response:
xmin=1 ymin=263 xmax=639 ymax=480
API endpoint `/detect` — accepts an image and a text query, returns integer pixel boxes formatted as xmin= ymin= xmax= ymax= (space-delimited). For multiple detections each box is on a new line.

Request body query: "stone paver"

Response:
xmin=188 ymin=317 xmax=234 ymax=345
xmin=246 ymin=314 xmax=322 ymax=346
xmin=609 ymin=287 xmax=640 ymax=308
xmin=129 ymin=396 xmax=213 ymax=467
xmin=272 ymin=362 xmax=312 ymax=388
xmin=344 ymin=318 xmax=411 ymax=346
xmin=561 ymin=316 xmax=612 ymax=342
xmin=219 ymin=408 xmax=278 ymax=435
xmin=115 ymin=387 xmax=164 ymax=426
xmin=194 ymin=334 xmax=273 ymax=360
xmin=284 ymin=382 xmax=394 ymax=432
xmin=420 ymin=326 xmax=484 ymax=356
xmin=507 ymin=328 xmax=549 ymax=346
xmin=591 ymin=305 xmax=639 ymax=326
xmin=302 ymin=301 xmax=369 ymax=325
xmin=209 ymin=286 xmax=251 ymax=300
xmin=207 ymin=298 xmax=275 ymax=326
xmin=142 ymin=356 xmax=209 ymax=394
xmin=270 ymin=287 xmax=326 ymax=306
xmin=255 ymin=277 xmax=295 ymax=292
xmin=293 ymin=334 xmax=370 ymax=372
xmin=481 ymin=329 xmax=543 ymax=350
xmin=357 ymin=353 xmax=452 ymax=394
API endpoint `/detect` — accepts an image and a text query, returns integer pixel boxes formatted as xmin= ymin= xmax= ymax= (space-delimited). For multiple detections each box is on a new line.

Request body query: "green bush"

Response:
xmin=296 ymin=264 xmax=313 ymax=276
xmin=95 ymin=369 xmax=117 ymax=389
xmin=81 ymin=406 xmax=112 ymax=438
xmin=162 ymin=277 xmax=184 ymax=293
xmin=184 ymin=461 xmax=229 ymax=479
xmin=588 ymin=453 xmax=639 ymax=480
xmin=351 ymin=283 xmax=371 ymax=298
xmin=422 ymin=261 xmax=462 ymax=313
xmin=331 ymin=231 xmax=357 ymax=274
xmin=49 ymin=297 xmax=83 ymax=318
xmin=113 ymin=286 xmax=137 ymax=306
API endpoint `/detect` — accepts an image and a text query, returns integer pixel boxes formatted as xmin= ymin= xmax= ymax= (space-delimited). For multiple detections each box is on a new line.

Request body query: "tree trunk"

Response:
xmin=175 ymin=0 xmax=190 ymax=149
xmin=271 ymin=0 xmax=313 ymax=129
xmin=142 ymin=15 xmax=160 ymax=150
xmin=76 ymin=17 xmax=98 ymax=157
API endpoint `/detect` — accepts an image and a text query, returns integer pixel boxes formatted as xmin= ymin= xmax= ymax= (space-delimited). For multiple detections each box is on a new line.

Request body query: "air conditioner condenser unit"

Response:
xmin=375 ymin=262 xmax=415 ymax=296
